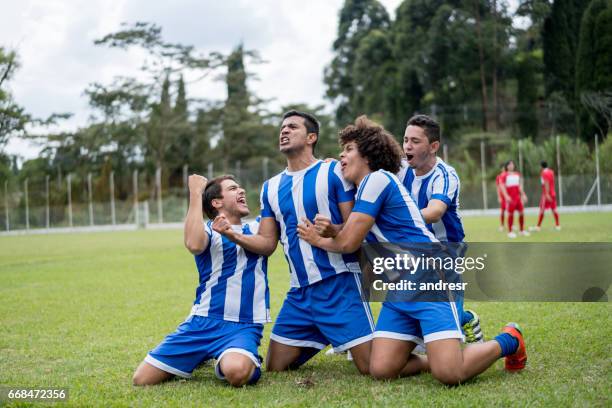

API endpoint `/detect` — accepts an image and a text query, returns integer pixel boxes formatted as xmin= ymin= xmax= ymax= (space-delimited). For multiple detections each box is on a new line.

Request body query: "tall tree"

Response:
xmin=324 ymin=0 xmax=391 ymax=126
xmin=542 ymin=0 xmax=590 ymax=134
xmin=576 ymin=0 xmax=612 ymax=139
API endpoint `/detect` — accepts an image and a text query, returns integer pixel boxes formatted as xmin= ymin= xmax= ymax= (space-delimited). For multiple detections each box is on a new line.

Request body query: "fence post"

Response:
xmin=4 ymin=180 xmax=8 ymax=231
xmin=443 ymin=144 xmax=448 ymax=163
xmin=88 ymin=173 xmax=94 ymax=226
xmin=595 ymin=133 xmax=601 ymax=206
xmin=480 ymin=140 xmax=488 ymax=210
xmin=183 ymin=164 xmax=189 ymax=215
xmin=45 ymin=175 xmax=50 ymax=229
xmin=133 ymin=170 xmax=139 ymax=226
xmin=262 ymin=157 xmax=269 ymax=182
xmin=518 ymin=139 xmax=524 ymax=174
xmin=556 ymin=135 xmax=563 ymax=207
xmin=156 ymin=166 xmax=163 ymax=223
xmin=207 ymin=163 xmax=213 ymax=180
xmin=67 ymin=174 xmax=73 ymax=228
xmin=24 ymin=178 xmax=29 ymax=230
xmin=110 ymin=171 xmax=116 ymax=225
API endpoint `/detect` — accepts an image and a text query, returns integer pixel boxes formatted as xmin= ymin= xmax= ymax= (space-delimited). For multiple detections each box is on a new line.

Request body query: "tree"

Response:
xmin=324 ymin=0 xmax=391 ymax=126
xmin=542 ymin=0 xmax=590 ymax=134
xmin=516 ymin=50 xmax=541 ymax=138
xmin=575 ymin=0 xmax=612 ymax=139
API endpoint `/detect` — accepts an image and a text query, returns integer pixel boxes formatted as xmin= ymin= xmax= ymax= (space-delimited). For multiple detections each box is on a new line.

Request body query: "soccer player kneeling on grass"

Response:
xmin=297 ymin=117 xmax=527 ymax=385
xmin=132 ymin=175 xmax=270 ymax=387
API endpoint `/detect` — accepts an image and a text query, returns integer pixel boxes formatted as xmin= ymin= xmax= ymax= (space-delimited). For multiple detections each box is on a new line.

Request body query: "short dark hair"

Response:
xmin=407 ymin=114 xmax=441 ymax=143
xmin=541 ymin=161 xmax=548 ymax=168
xmin=339 ymin=115 xmax=403 ymax=174
xmin=504 ymin=160 xmax=515 ymax=171
xmin=282 ymin=110 xmax=320 ymax=153
xmin=202 ymin=175 xmax=236 ymax=219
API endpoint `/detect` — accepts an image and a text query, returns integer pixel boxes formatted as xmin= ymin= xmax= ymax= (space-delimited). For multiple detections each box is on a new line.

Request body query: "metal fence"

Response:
xmin=1 ymin=138 xmax=610 ymax=232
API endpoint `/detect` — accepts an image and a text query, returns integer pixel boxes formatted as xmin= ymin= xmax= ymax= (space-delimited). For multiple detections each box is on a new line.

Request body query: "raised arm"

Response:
xmin=184 ymin=175 xmax=209 ymax=255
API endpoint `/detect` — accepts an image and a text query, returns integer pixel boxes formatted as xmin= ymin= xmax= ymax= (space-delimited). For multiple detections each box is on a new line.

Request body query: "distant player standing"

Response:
xmin=531 ymin=161 xmax=561 ymax=231
xmin=499 ymin=160 xmax=529 ymax=238
xmin=496 ymin=164 xmax=507 ymax=232
xmin=132 ymin=175 xmax=270 ymax=387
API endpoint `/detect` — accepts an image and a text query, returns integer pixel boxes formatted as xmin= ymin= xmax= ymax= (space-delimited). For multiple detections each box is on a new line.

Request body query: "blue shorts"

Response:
xmin=145 ymin=315 xmax=263 ymax=382
xmin=271 ymin=272 xmax=374 ymax=356
xmin=374 ymin=301 xmax=464 ymax=344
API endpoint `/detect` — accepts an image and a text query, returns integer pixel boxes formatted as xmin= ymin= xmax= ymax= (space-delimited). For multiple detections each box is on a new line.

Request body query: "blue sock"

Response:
xmin=462 ymin=310 xmax=474 ymax=325
xmin=247 ymin=367 xmax=261 ymax=385
xmin=494 ymin=333 xmax=519 ymax=357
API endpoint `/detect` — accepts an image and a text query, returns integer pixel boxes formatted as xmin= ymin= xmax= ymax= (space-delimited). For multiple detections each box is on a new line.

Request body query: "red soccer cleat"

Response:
xmin=502 ymin=323 xmax=527 ymax=371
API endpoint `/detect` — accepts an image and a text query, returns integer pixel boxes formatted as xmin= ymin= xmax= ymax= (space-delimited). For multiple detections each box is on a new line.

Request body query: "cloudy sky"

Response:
xmin=1 ymin=0 xmax=403 ymax=159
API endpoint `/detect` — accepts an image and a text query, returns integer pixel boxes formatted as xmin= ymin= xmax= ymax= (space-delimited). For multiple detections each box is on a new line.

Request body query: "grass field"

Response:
xmin=1 ymin=213 xmax=611 ymax=407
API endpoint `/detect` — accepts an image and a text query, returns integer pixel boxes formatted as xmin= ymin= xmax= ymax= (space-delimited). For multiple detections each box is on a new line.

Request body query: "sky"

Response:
xmin=1 ymin=0 xmax=403 ymax=160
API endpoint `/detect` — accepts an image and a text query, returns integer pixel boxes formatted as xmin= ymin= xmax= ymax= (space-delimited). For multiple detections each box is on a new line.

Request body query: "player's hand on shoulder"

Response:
xmin=189 ymin=174 xmax=208 ymax=195
xmin=314 ymin=214 xmax=337 ymax=238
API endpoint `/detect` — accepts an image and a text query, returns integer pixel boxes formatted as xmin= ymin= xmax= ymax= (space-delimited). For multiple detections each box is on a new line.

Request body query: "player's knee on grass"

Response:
xmin=219 ymin=353 xmax=256 ymax=387
xmin=349 ymin=342 xmax=371 ymax=375
xmin=132 ymin=361 xmax=174 ymax=386
xmin=369 ymin=359 xmax=401 ymax=380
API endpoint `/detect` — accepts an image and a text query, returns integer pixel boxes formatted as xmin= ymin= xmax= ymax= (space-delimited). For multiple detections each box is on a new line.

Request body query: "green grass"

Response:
xmin=1 ymin=213 xmax=611 ymax=407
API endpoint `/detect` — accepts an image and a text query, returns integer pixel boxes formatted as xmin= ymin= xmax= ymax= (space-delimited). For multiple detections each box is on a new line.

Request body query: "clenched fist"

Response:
xmin=189 ymin=174 xmax=208 ymax=195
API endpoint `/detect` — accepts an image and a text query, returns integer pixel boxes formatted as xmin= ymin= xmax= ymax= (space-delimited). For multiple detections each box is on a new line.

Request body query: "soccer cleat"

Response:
xmin=529 ymin=226 xmax=541 ymax=232
xmin=498 ymin=226 xmax=505 ymax=232
xmin=520 ymin=230 xmax=530 ymax=237
xmin=502 ymin=323 xmax=527 ymax=371
xmin=554 ymin=226 xmax=562 ymax=231
xmin=507 ymin=232 xmax=517 ymax=239
xmin=462 ymin=309 xmax=484 ymax=343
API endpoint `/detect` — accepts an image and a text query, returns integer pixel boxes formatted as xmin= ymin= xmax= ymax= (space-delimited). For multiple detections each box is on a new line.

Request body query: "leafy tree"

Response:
xmin=324 ymin=0 xmax=391 ymax=126
xmin=576 ymin=0 xmax=612 ymax=139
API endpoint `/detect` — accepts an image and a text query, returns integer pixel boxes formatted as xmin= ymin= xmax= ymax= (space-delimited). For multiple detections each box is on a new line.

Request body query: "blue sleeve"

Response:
xmin=352 ymin=173 xmax=388 ymax=218
xmin=259 ymin=181 xmax=274 ymax=218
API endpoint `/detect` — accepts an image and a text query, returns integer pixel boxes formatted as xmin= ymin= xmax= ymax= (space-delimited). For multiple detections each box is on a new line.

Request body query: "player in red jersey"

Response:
xmin=496 ymin=164 xmax=507 ymax=232
xmin=531 ymin=161 xmax=560 ymax=232
xmin=499 ymin=160 xmax=529 ymax=238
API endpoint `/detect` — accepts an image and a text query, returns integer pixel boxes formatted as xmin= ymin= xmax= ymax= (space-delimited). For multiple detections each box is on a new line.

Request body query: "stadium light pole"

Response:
xmin=480 ymin=140 xmax=488 ymax=210
xmin=4 ymin=180 xmax=8 ymax=231
xmin=24 ymin=178 xmax=29 ymax=230
xmin=45 ymin=175 xmax=50 ymax=229
xmin=110 ymin=171 xmax=116 ymax=225
xmin=88 ymin=173 xmax=94 ymax=226
xmin=67 ymin=174 xmax=73 ymax=228
xmin=595 ymin=133 xmax=601 ymax=206
xmin=556 ymin=135 xmax=563 ymax=207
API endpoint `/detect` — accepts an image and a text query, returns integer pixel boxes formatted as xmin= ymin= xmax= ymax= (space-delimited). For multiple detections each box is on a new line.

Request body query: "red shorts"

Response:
xmin=540 ymin=196 xmax=557 ymax=210
xmin=507 ymin=197 xmax=524 ymax=212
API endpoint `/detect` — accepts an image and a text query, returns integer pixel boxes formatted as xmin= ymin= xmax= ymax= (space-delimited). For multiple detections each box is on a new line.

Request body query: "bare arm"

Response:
xmin=313 ymin=200 xmax=354 ymax=238
xmin=519 ymin=177 xmax=528 ymax=203
xmin=184 ymin=175 xmax=209 ymax=255
xmin=298 ymin=212 xmax=375 ymax=254
xmin=212 ymin=215 xmax=279 ymax=256
xmin=420 ymin=199 xmax=448 ymax=224
xmin=499 ymin=183 xmax=511 ymax=202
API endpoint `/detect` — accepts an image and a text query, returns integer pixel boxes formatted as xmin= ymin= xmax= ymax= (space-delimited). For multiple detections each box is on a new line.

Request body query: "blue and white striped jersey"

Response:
xmin=353 ymin=170 xmax=437 ymax=244
xmin=190 ymin=218 xmax=271 ymax=324
xmin=397 ymin=158 xmax=465 ymax=242
xmin=260 ymin=160 xmax=361 ymax=288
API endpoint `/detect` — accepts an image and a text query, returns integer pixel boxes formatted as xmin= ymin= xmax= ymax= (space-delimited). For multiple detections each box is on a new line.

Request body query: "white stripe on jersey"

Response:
xmin=194 ymin=230 xmax=224 ymax=316
xmin=291 ymin=172 xmax=321 ymax=284
xmin=223 ymin=226 xmax=247 ymax=321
